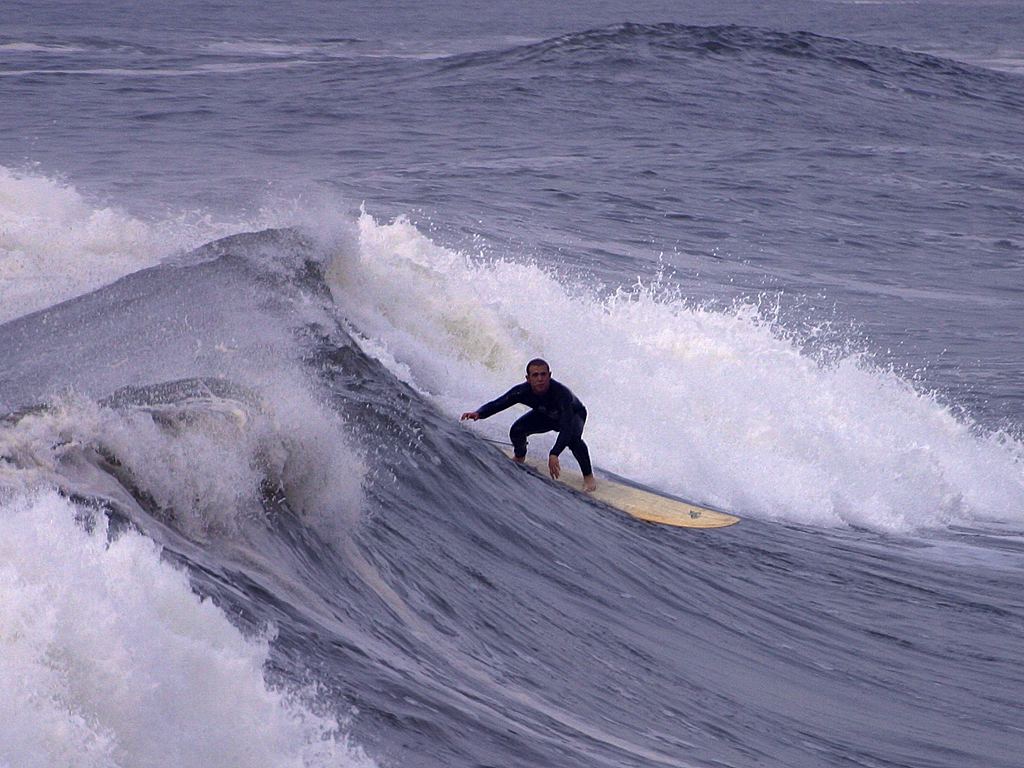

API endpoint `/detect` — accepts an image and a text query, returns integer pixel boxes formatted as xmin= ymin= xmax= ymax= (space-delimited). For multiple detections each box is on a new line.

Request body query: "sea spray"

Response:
xmin=0 ymin=165 xmax=325 ymax=325
xmin=0 ymin=380 xmax=365 ymax=545
xmin=324 ymin=211 xmax=1024 ymax=532
xmin=0 ymin=489 xmax=376 ymax=768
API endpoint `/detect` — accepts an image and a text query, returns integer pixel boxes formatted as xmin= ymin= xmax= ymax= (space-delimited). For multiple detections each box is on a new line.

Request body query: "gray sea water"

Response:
xmin=2 ymin=2 xmax=1023 ymax=767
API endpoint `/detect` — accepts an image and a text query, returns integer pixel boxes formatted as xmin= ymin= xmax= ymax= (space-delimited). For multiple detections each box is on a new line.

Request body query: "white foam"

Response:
xmin=0 ymin=166 xmax=285 ymax=325
xmin=0 ymin=382 xmax=365 ymax=545
xmin=0 ymin=489 xmax=376 ymax=768
xmin=0 ymin=166 xmax=161 ymax=323
xmin=0 ymin=41 xmax=88 ymax=53
xmin=202 ymin=40 xmax=359 ymax=58
xmin=324 ymin=212 xmax=1024 ymax=532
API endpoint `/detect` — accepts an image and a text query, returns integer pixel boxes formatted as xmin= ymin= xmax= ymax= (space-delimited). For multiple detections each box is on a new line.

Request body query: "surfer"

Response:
xmin=461 ymin=359 xmax=597 ymax=492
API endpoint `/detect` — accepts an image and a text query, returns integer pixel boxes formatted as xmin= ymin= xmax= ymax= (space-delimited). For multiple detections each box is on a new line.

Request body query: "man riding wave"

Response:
xmin=461 ymin=359 xmax=597 ymax=492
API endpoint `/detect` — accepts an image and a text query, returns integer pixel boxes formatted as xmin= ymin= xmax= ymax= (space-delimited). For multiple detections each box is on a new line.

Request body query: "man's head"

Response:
xmin=525 ymin=358 xmax=551 ymax=395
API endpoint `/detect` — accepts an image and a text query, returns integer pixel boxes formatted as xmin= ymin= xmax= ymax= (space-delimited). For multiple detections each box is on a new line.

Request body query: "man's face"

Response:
xmin=526 ymin=364 xmax=551 ymax=395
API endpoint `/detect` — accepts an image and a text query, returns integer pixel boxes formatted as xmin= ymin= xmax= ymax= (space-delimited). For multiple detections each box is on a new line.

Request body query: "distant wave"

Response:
xmin=437 ymin=22 xmax=1023 ymax=100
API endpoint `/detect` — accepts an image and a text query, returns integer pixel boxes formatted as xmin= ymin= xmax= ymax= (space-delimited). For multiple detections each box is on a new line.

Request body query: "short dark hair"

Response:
xmin=526 ymin=358 xmax=549 ymax=373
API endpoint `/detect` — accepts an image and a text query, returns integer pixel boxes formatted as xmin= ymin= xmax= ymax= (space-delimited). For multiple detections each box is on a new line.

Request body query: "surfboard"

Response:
xmin=504 ymin=450 xmax=740 ymax=529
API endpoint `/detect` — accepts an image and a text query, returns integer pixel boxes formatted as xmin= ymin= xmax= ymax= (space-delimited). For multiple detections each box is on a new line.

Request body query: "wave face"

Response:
xmin=1 ymin=232 xmax=373 ymax=766
xmin=2 ymin=3 xmax=1024 ymax=767
xmin=2 ymin=227 xmax=1022 ymax=768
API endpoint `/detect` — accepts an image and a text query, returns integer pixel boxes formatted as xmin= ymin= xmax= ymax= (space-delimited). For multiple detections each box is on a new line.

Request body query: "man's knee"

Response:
xmin=569 ymin=415 xmax=586 ymax=442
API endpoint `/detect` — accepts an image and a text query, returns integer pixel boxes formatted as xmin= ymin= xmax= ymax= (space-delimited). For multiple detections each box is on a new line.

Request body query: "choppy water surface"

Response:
xmin=2 ymin=2 xmax=1022 ymax=766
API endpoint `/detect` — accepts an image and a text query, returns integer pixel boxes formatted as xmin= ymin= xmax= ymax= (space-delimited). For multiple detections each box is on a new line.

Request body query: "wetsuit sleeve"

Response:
xmin=549 ymin=386 xmax=579 ymax=457
xmin=475 ymin=384 xmax=526 ymax=420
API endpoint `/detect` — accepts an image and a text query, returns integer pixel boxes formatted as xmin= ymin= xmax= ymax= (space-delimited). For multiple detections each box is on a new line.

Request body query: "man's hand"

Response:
xmin=548 ymin=454 xmax=560 ymax=479
xmin=461 ymin=411 xmax=480 ymax=421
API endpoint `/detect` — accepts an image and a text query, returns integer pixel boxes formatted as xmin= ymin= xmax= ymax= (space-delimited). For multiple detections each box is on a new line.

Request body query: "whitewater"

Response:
xmin=2 ymin=1 xmax=1023 ymax=766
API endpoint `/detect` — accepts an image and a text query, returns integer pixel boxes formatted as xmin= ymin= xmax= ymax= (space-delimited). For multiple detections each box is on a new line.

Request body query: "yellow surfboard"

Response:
xmin=505 ymin=450 xmax=740 ymax=529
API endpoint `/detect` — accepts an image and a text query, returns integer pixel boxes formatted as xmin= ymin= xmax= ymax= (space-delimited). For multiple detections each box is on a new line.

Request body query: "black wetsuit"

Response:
xmin=475 ymin=379 xmax=593 ymax=476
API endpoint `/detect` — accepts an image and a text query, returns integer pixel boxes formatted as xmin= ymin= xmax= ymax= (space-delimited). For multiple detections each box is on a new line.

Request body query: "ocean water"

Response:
xmin=2 ymin=1 xmax=1023 ymax=766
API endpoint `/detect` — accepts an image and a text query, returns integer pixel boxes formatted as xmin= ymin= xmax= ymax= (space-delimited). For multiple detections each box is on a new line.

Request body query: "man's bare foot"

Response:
xmin=512 ymin=455 xmax=526 ymax=464
xmin=582 ymin=474 xmax=597 ymax=493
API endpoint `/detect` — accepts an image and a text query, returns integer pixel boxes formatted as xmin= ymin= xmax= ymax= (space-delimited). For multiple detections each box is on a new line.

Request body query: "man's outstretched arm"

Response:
xmin=461 ymin=384 xmax=525 ymax=422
